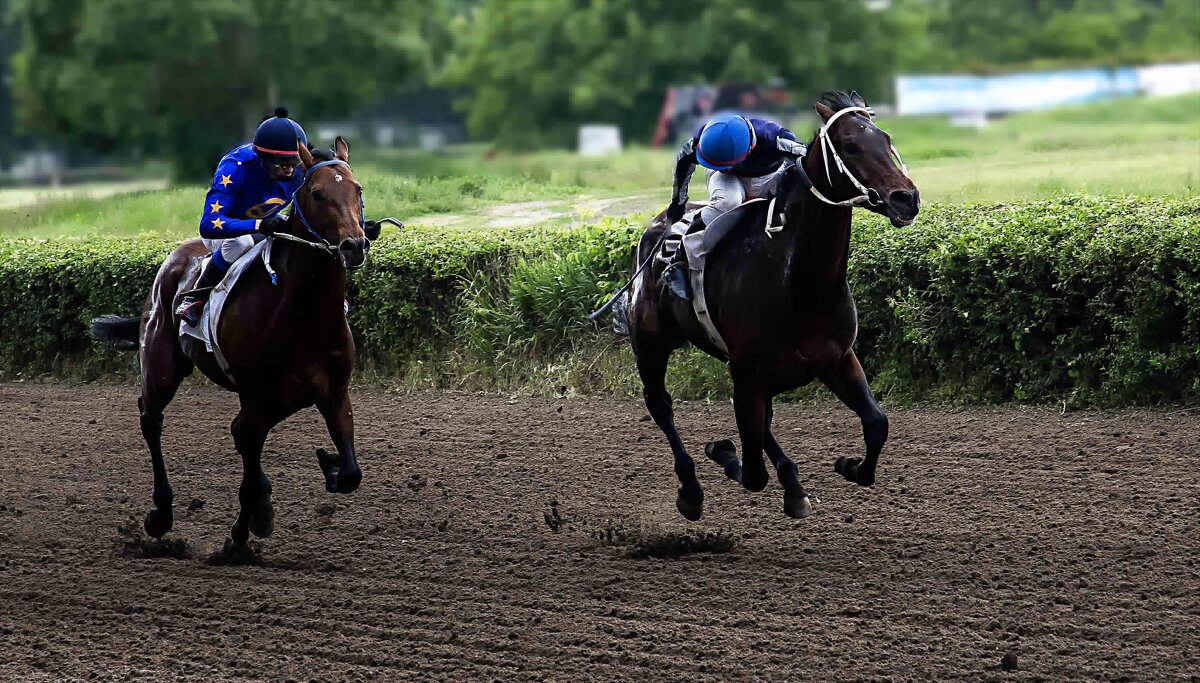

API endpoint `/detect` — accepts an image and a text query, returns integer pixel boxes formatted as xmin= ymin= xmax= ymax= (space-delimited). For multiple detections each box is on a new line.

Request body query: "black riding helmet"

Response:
xmin=253 ymin=107 xmax=307 ymax=178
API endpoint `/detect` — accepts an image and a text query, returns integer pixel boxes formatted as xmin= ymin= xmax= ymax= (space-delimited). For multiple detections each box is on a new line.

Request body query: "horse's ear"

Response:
xmin=333 ymin=136 xmax=349 ymax=163
xmin=849 ymin=90 xmax=868 ymax=109
xmin=297 ymin=140 xmax=315 ymax=170
xmin=814 ymin=102 xmax=835 ymax=122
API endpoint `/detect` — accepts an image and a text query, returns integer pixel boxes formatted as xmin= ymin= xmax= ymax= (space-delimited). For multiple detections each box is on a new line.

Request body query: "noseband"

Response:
xmin=801 ymin=106 xmax=909 ymax=208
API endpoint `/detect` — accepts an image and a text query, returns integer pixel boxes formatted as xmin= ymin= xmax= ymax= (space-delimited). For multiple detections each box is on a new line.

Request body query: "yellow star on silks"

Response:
xmin=209 ymin=200 xmax=224 ymax=213
xmin=219 ymin=175 xmax=233 ymax=187
xmin=211 ymin=217 xmax=226 ymax=230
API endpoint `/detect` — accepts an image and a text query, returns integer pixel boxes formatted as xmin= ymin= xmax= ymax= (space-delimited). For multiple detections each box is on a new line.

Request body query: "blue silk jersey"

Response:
xmin=198 ymin=144 xmax=303 ymax=239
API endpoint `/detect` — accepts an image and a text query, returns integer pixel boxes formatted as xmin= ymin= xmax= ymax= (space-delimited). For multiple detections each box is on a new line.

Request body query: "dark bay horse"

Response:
xmin=628 ymin=91 xmax=919 ymax=521
xmin=92 ymin=138 xmax=377 ymax=548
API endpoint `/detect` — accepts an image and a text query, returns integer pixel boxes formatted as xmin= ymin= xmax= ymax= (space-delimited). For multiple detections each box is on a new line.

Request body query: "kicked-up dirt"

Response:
xmin=0 ymin=383 xmax=1195 ymax=681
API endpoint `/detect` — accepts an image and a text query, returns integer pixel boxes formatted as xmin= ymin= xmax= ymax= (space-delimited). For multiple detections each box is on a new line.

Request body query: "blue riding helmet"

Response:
xmin=696 ymin=113 xmax=756 ymax=171
xmin=253 ymin=107 xmax=308 ymax=159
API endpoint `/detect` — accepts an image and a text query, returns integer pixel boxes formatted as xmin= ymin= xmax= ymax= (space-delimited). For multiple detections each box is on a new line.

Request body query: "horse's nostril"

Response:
xmin=890 ymin=190 xmax=915 ymax=206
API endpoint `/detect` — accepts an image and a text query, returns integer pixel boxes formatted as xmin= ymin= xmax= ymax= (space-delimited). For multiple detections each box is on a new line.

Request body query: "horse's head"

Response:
xmin=809 ymin=91 xmax=919 ymax=227
xmin=295 ymin=137 xmax=369 ymax=269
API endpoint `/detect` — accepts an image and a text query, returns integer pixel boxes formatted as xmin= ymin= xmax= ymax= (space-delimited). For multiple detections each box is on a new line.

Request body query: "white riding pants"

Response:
xmin=202 ymin=235 xmax=258 ymax=270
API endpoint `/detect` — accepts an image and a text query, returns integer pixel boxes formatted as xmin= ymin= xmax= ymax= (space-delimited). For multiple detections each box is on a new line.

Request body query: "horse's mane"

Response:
xmin=309 ymin=147 xmax=335 ymax=163
xmin=817 ymin=90 xmax=862 ymax=113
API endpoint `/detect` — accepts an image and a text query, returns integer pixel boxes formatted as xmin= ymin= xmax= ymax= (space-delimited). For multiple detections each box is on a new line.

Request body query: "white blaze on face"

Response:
xmin=334 ymin=173 xmax=343 ymax=183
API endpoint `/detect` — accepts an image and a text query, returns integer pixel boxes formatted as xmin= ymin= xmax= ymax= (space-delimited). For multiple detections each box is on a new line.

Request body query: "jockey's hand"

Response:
xmin=257 ymin=213 xmax=288 ymax=235
xmin=666 ymin=202 xmax=685 ymax=225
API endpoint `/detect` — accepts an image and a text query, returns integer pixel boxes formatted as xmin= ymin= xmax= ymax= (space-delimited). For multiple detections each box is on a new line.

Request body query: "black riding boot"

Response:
xmin=175 ymin=259 xmax=226 ymax=326
xmin=656 ymin=215 xmax=705 ymax=302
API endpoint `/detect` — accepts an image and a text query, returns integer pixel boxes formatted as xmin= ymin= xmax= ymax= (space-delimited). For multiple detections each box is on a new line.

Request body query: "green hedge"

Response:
xmin=1 ymin=195 xmax=1197 ymax=406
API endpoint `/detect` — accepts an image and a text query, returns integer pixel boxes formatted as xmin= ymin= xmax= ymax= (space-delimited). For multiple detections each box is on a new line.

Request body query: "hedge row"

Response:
xmin=1 ymin=195 xmax=1197 ymax=406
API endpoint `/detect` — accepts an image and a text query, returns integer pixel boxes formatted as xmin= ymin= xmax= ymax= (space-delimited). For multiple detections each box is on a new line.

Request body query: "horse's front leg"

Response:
xmin=316 ymin=388 xmax=361 ymax=494
xmin=731 ymin=379 xmax=770 ymax=493
xmin=636 ymin=342 xmax=703 ymax=521
xmin=820 ymin=350 xmax=887 ymax=487
xmin=229 ymin=408 xmax=277 ymax=545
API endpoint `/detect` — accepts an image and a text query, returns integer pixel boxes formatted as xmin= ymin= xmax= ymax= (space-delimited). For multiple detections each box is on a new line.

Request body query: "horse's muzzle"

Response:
xmin=887 ymin=189 xmax=920 ymax=227
xmin=339 ymin=237 xmax=369 ymax=270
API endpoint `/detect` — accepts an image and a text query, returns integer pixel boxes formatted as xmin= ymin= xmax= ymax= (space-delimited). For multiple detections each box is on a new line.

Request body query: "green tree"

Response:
xmin=439 ymin=0 xmax=900 ymax=148
xmin=9 ymin=0 xmax=433 ymax=180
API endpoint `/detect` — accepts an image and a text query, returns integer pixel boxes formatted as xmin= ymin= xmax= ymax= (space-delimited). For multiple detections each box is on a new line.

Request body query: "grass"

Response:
xmin=1 ymin=93 xmax=1196 ymax=240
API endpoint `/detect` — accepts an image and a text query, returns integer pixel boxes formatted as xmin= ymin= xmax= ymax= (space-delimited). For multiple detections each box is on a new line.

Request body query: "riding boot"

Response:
xmin=175 ymin=258 xmax=227 ymax=326
xmin=656 ymin=214 xmax=704 ymax=302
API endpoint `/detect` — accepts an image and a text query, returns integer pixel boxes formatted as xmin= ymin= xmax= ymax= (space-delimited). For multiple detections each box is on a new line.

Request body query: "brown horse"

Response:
xmin=628 ymin=91 xmax=919 ymax=521
xmin=91 ymin=138 xmax=377 ymax=548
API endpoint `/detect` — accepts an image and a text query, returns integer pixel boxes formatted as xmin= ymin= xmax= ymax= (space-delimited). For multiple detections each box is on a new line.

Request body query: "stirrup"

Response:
xmin=176 ymin=297 xmax=204 ymax=326
xmin=661 ymin=262 xmax=692 ymax=301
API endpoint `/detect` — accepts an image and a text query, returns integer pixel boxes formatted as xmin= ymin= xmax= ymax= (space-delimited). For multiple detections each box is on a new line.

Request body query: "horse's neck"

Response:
xmin=781 ymin=162 xmax=853 ymax=296
xmin=274 ymin=241 xmax=346 ymax=312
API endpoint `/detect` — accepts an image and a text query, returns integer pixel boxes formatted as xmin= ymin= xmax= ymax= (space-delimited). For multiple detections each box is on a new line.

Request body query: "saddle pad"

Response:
xmin=679 ymin=198 xmax=770 ymax=354
xmin=179 ymin=238 xmax=274 ymax=381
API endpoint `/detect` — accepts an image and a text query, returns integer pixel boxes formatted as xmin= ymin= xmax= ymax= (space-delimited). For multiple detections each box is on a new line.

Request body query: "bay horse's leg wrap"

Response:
xmin=821 ymin=351 xmax=887 ymax=487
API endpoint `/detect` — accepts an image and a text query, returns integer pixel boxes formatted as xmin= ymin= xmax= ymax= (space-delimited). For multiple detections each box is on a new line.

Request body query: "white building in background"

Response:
xmin=578 ymin=125 xmax=622 ymax=156
xmin=896 ymin=62 xmax=1200 ymax=118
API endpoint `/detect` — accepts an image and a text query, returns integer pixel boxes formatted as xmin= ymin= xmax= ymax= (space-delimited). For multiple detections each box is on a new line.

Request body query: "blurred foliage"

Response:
xmin=5 ymin=0 xmax=1199 ymax=170
xmin=893 ymin=0 xmax=1200 ymax=72
xmin=7 ymin=0 xmax=436 ymax=180
xmin=439 ymin=0 xmax=897 ymax=147
xmin=441 ymin=0 xmax=1200 ymax=148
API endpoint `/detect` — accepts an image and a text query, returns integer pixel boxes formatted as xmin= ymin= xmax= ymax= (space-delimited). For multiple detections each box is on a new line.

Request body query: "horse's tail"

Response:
xmin=90 ymin=315 xmax=141 ymax=351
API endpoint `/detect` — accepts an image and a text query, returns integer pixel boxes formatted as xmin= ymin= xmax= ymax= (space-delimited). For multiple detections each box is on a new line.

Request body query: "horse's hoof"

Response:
xmin=741 ymin=464 xmax=769 ymax=493
xmin=230 ymin=516 xmax=250 ymax=546
xmin=144 ymin=508 xmax=173 ymax=538
xmin=676 ymin=489 xmax=703 ymax=521
xmin=248 ymin=504 xmax=274 ymax=538
xmin=316 ymin=448 xmax=338 ymax=476
xmin=783 ymin=486 xmax=812 ymax=519
xmin=705 ymin=440 xmax=742 ymax=482
xmin=334 ymin=467 xmax=362 ymax=494
xmin=856 ymin=469 xmax=876 ymax=488
xmin=835 ymin=456 xmax=875 ymax=487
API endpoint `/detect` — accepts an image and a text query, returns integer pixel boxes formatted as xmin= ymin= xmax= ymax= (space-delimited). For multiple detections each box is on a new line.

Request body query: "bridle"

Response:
xmin=271 ymin=159 xmax=366 ymax=255
xmin=800 ymin=106 xmax=910 ymax=208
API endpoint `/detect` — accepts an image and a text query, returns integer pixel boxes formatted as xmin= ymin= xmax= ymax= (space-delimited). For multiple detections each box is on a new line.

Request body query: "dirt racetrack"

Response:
xmin=0 ymin=383 xmax=1195 ymax=682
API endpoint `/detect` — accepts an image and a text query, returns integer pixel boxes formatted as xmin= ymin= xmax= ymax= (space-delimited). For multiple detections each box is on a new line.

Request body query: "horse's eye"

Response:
xmin=842 ymin=141 xmax=861 ymax=155
xmin=311 ymin=189 xmax=325 ymax=203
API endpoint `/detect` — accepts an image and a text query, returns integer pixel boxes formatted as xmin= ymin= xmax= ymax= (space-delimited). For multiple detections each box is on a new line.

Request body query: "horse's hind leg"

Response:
xmin=820 ymin=351 xmax=887 ymax=487
xmin=636 ymin=343 xmax=703 ymax=521
xmin=139 ymin=336 xmax=193 ymax=538
xmin=229 ymin=407 xmax=278 ymax=546
xmin=763 ymin=405 xmax=812 ymax=519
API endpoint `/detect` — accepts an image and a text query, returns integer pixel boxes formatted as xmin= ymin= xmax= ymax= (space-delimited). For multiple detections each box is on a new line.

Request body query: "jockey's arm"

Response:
xmin=198 ymin=160 xmax=260 ymax=239
xmin=776 ymin=135 xmax=808 ymax=159
xmin=667 ymin=137 xmax=698 ymax=223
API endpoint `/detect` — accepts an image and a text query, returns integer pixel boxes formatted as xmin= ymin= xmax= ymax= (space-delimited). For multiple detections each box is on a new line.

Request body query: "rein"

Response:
xmin=806 ymin=106 xmax=909 ymax=208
